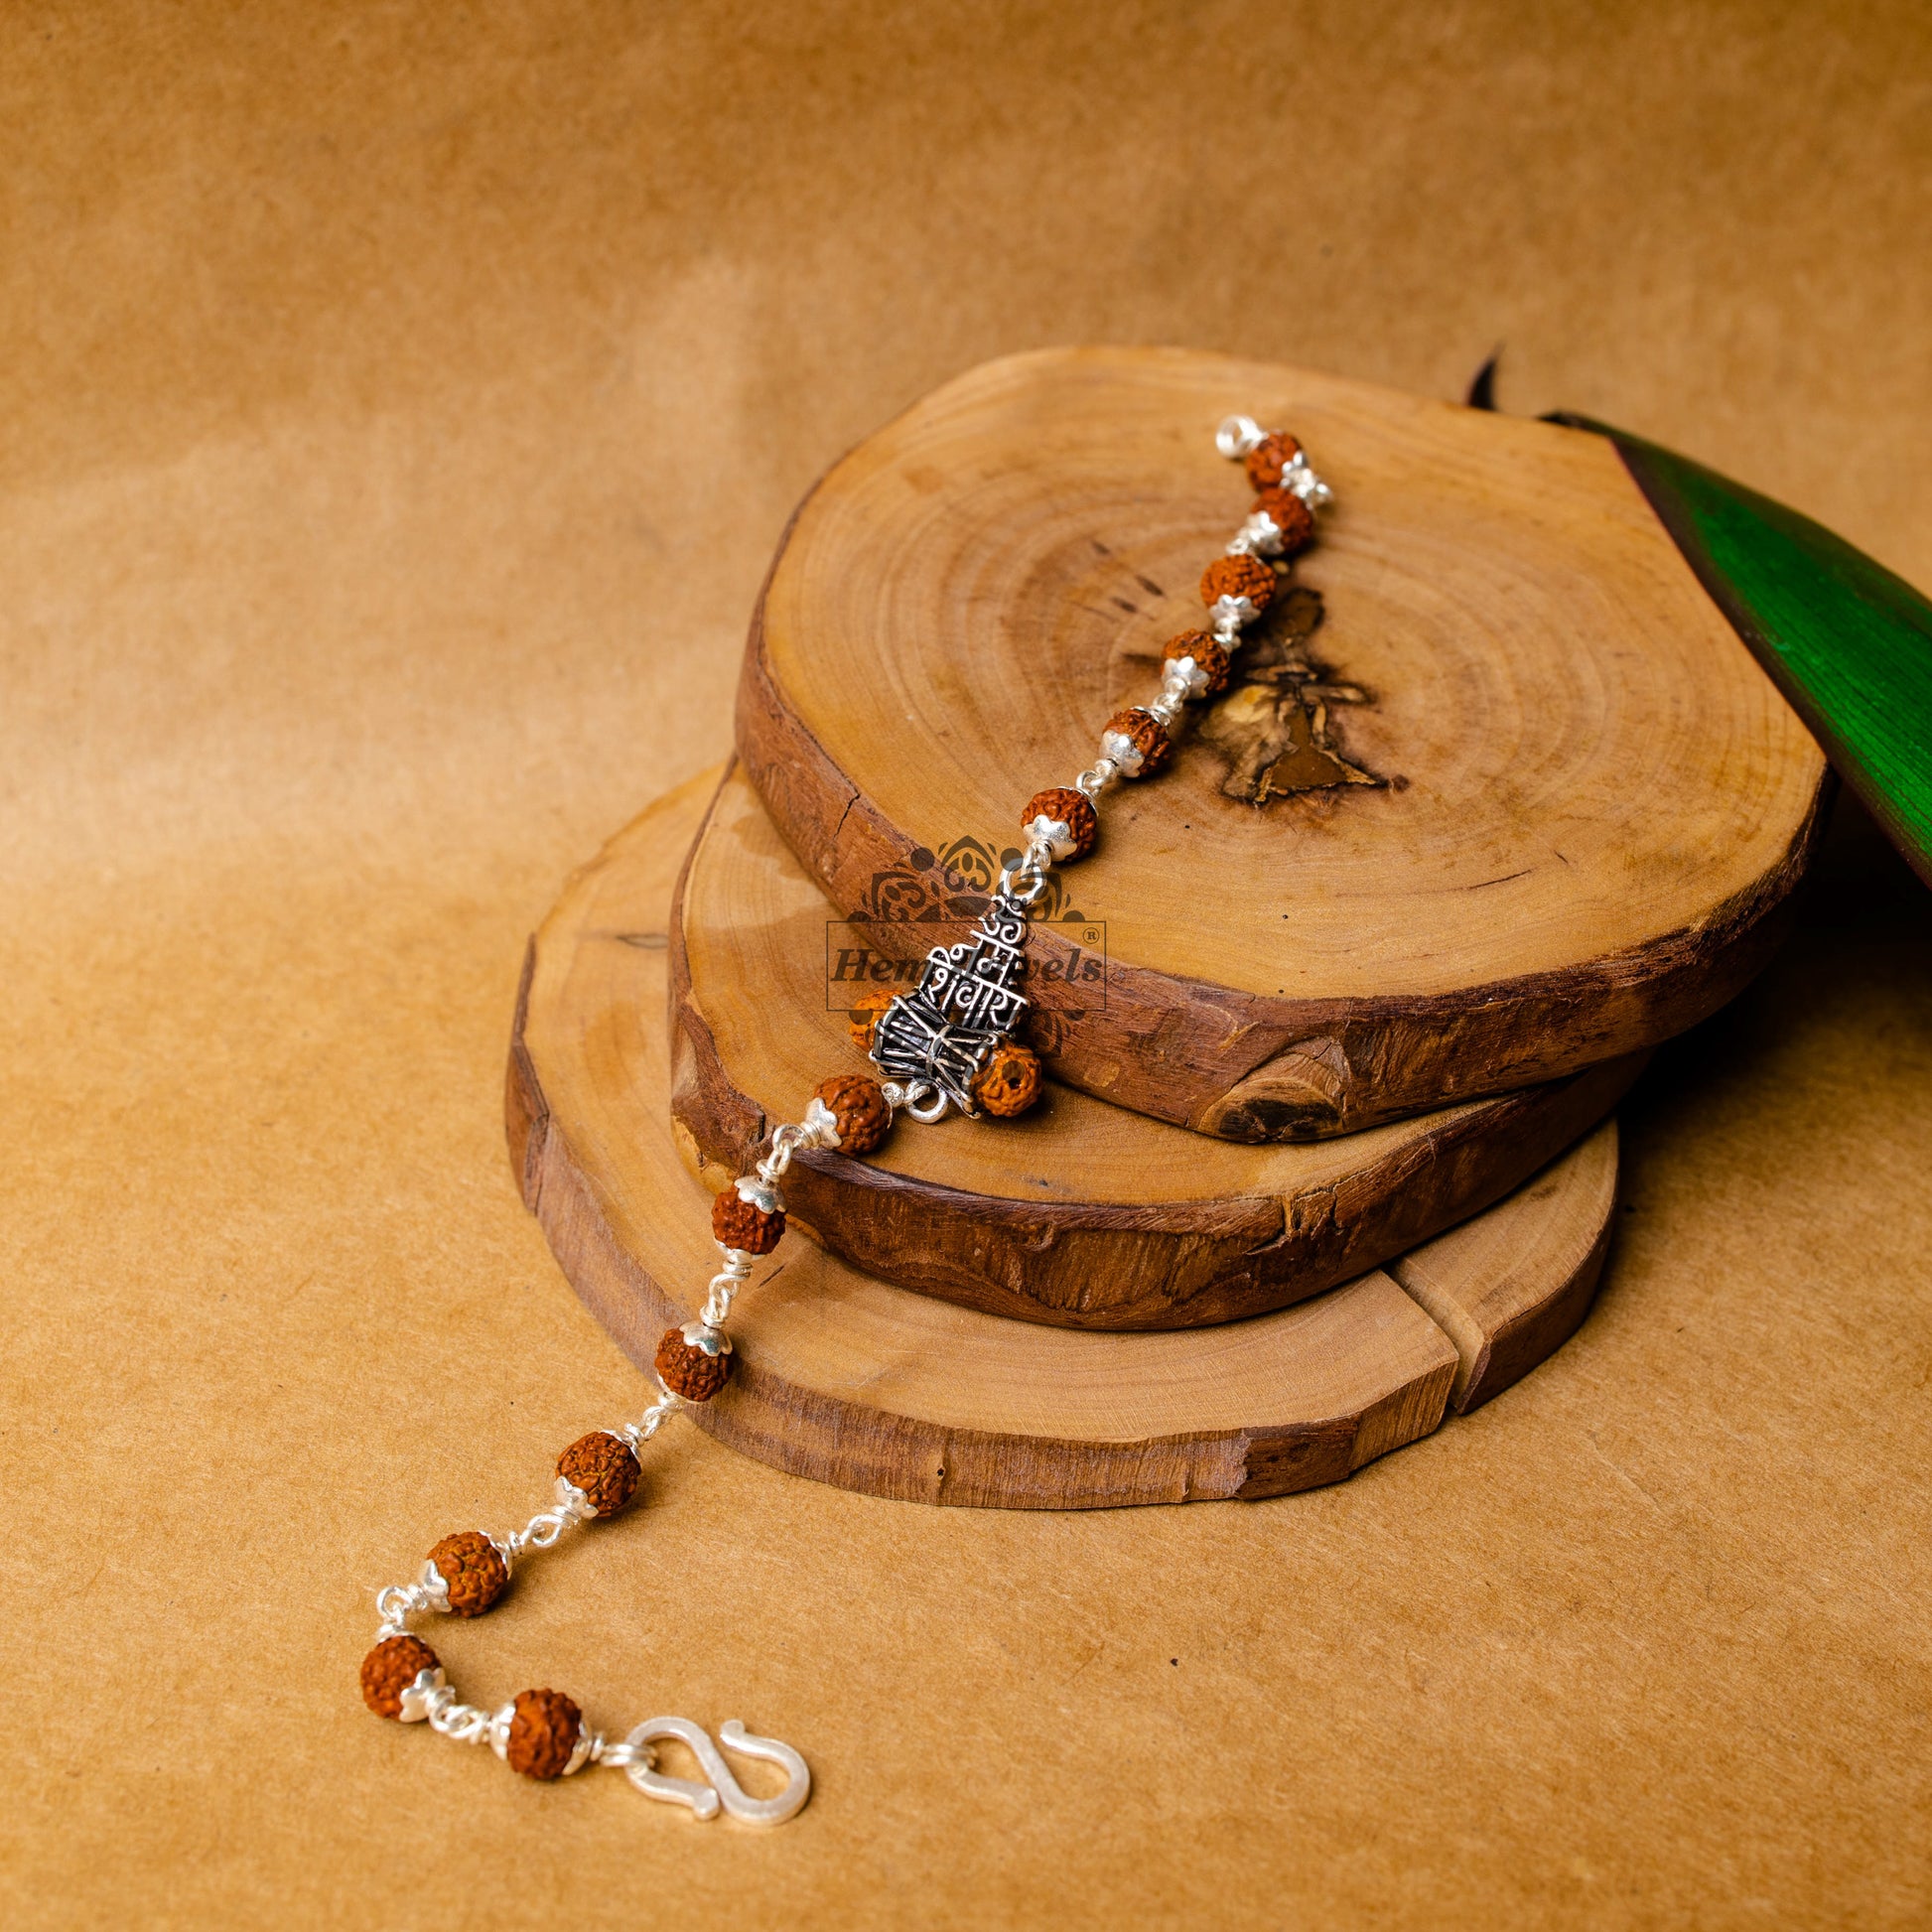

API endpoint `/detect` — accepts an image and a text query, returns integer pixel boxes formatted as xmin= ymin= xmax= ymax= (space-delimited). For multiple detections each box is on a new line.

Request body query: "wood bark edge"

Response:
xmin=668 ymin=759 xmax=1645 ymax=1329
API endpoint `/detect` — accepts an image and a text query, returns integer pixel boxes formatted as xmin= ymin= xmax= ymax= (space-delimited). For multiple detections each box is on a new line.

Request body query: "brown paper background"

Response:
xmin=4 ymin=4 xmax=1930 ymax=1926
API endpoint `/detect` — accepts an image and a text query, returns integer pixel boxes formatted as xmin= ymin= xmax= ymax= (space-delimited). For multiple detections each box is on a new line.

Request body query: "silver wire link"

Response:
xmin=888 ymin=1078 xmax=948 ymax=1123
xmin=756 ymin=1112 xmax=833 ymax=1189
xmin=998 ymin=835 xmax=1054 ymax=902
xmin=504 ymin=1481 xmax=595 ymax=1560
xmin=623 ymin=1391 xmax=683 ymax=1446
xmin=423 ymin=1685 xmax=495 ymax=1745
xmin=1073 ymin=758 xmax=1118 ymax=800
xmin=374 ymin=1578 xmax=441 ymax=1637
xmin=703 ymin=1244 xmax=754 ymax=1326
xmin=1215 ymin=413 xmax=1266 ymax=459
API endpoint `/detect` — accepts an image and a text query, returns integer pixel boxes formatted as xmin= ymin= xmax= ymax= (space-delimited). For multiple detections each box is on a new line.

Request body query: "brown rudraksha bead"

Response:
xmin=1100 ymin=707 xmax=1173 ymax=780
xmin=556 ymin=1430 xmax=640 ymax=1517
xmin=655 ymin=1326 xmax=733 ymax=1403
xmin=429 ymin=1530 xmax=510 ymax=1617
xmin=504 ymin=1688 xmax=582 ymax=1780
xmin=360 ymin=1633 xmax=442 ymax=1720
xmin=1244 ymin=431 xmax=1303 ymax=491
xmin=972 ymin=1040 xmax=1043 ymax=1118
xmin=847 ymin=988 xmax=897 ymax=1053
xmin=711 ymin=1183 xmax=785 ymax=1254
xmin=813 ymin=1073 xmax=894 ymax=1155
xmin=1021 ymin=786 xmax=1098 ymax=861
xmin=1162 ymin=629 xmax=1232 ymax=696
xmin=1199 ymin=552 xmax=1278 ymax=615
xmin=1253 ymin=486 xmax=1315 ymax=556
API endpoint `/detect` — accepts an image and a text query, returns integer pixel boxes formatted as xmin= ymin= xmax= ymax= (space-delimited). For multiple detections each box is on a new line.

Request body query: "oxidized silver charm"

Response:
xmin=869 ymin=889 xmax=1032 ymax=1119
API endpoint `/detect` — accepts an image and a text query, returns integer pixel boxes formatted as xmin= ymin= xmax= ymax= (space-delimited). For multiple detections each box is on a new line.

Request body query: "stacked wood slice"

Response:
xmin=511 ymin=350 xmax=1830 ymax=1509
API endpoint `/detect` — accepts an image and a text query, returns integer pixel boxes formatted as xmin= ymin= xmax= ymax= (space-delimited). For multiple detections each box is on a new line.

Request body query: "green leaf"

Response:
xmin=1551 ymin=415 xmax=1932 ymax=889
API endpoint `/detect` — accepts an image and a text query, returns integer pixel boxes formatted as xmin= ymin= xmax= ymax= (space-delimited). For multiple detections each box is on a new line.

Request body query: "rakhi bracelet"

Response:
xmin=359 ymin=414 xmax=1331 ymax=1821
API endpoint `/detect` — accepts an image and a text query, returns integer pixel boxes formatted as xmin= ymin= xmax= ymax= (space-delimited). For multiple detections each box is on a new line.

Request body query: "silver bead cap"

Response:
xmin=1023 ymin=812 xmax=1078 ymax=860
xmin=488 ymin=1701 xmax=516 ymax=1760
xmin=734 ymin=1173 xmax=783 ymax=1215
xmin=397 ymin=1665 xmax=447 ymax=1723
xmin=1166 ymin=655 xmax=1210 ymax=700
xmin=554 ymin=1473 xmax=596 ymax=1518
xmin=1228 ymin=510 xmax=1285 ymax=557
xmin=417 ymin=1559 xmax=452 ymax=1612
xmin=681 ymin=1318 xmax=733 ymax=1357
xmin=1280 ymin=452 xmax=1334 ymax=507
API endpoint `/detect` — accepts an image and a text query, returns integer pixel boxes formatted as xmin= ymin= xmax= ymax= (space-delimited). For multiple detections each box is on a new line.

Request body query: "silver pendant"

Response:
xmin=870 ymin=890 xmax=1031 ymax=1118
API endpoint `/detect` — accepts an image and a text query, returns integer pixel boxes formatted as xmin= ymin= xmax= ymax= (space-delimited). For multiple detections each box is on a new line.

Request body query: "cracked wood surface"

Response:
xmin=736 ymin=346 xmax=1831 ymax=1141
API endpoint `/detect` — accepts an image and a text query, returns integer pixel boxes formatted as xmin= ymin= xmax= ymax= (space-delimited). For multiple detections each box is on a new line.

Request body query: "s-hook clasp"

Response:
xmin=617 ymin=1717 xmax=811 ymax=1826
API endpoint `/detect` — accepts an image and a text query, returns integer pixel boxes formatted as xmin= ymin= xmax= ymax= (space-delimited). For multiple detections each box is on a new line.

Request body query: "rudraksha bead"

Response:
xmin=504 ymin=1688 xmax=582 ymax=1780
xmin=429 ymin=1530 xmax=509 ymax=1617
xmin=1253 ymin=486 xmax=1315 ymax=556
xmin=656 ymin=1326 xmax=733 ymax=1402
xmin=711 ymin=1184 xmax=785 ymax=1254
xmin=1162 ymin=629 xmax=1232 ymax=696
xmin=847 ymin=988 xmax=897 ymax=1053
xmin=1099 ymin=707 xmax=1173 ymax=779
xmin=1244 ymin=431 xmax=1303 ymax=491
xmin=360 ymin=1633 xmax=441 ymax=1720
xmin=556 ymin=1430 xmax=640 ymax=1517
xmin=1199 ymin=553 xmax=1278 ymax=615
xmin=813 ymin=1073 xmax=894 ymax=1155
xmin=1021 ymin=786 xmax=1098 ymax=861
xmin=972 ymin=1040 xmax=1043 ymax=1118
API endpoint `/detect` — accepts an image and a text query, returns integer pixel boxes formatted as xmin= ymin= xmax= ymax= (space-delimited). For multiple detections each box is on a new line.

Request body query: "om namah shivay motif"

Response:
xmin=357 ymin=416 xmax=1333 ymax=1821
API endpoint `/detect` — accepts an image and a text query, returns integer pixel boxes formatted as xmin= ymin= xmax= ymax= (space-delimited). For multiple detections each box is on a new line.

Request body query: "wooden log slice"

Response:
xmin=736 ymin=346 xmax=1830 ymax=1140
xmin=509 ymin=769 xmax=1621 ymax=1510
xmin=669 ymin=760 xmax=1642 ymax=1330
xmin=1388 ymin=1117 xmax=1618 ymax=1415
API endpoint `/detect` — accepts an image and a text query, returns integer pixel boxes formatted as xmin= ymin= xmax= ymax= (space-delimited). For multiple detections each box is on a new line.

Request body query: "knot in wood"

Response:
xmin=505 ymin=1688 xmax=582 ymax=1780
xmin=1251 ymin=487 xmax=1315 ymax=556
xmin=1243 ymin=432 xmax=1303 ymax=491
xmin=1100 ymin=707 xmax=1173 ymax=779
xmin=1199 ymin=553 xmax=1278 ymax=614
xmin=556 ymin=1430 xmax=640 ymax=1517
xmin=429 ymin=1530 xmax=509 ymax=1616
xmin=656 ymin=1326 xmax=733 ymax=1402
xmin=813 ymin=1072 xmax=894 ymax=1155
xmin=972 ymin=1040 xmax=1043 ymax=1118
xmin=360 ymin=1634 xmax=440 ymax=1719
xmin=711 ymin=1186 xmax=785 ymax=1254
xmin=1021 ymin=786 xmax=1098 ymax=861
xmin=1162 ymin=629 xmax=1231 ymax=695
